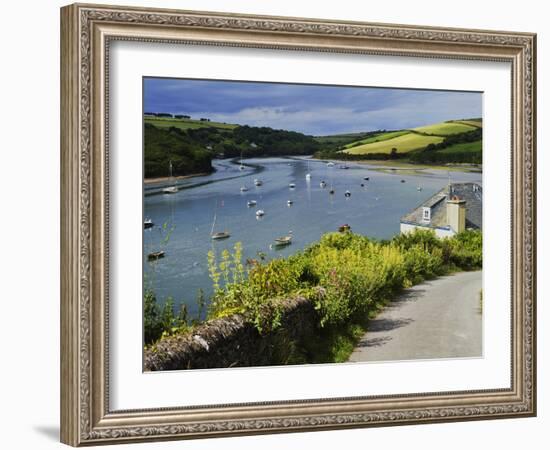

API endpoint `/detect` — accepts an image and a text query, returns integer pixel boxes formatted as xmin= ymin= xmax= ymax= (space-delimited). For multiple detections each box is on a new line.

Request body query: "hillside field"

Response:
xmin=437 ymin=140 xmax=482 ymax=154
xmin=412 ymin=121 xmax=478 ymax=136
xmin=450 ymin=119 xmax=482 ymax=128
xmin=343 ymin=130 xmax=409 ymax=149
xmin=340 ymin=120 xmax=482 ymax=156
xmin=144 ymin=116 xmax=237 ymax=131
xmin=343 ymin=132 xmax=444 ymax=155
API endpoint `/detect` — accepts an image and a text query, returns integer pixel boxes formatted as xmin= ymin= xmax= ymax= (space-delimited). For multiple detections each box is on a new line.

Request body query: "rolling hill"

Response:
xmin=341 ymin=120 xmax=480 ymax=156
xmin=144 ymin=116 xmax=237 ymax=131
xmin=411 ymin=121 xmax=478 ymax=136
xmin=344 ymin=133 xmax=444 ymax=155
xmin=144 ymin=116 xmax=321 ymax=178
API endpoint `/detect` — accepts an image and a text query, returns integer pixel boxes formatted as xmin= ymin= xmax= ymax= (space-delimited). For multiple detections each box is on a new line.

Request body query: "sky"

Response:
xmin=144 ymin=78 xmax=482 ymax=136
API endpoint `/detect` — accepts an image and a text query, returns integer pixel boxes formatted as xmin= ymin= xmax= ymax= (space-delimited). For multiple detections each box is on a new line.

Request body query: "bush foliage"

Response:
xmin=205 ymin=229 xmax=482 ymax=333
xmin=144 ymin=229 xmax=482 ymax=346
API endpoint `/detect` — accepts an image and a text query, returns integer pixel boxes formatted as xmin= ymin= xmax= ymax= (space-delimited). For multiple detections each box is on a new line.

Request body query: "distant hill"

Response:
xmin=341 ymin=120 xmax=480 ymax=156
xmin=144 ymin=117 xmax=321 ymax=178
xmin=144 ymin=123 xmax=214 ymax=178
xmin=344 ymin=133 xmax=444 ymax=155
xmin=411 ymin=121 xmax=479 ymax=136
xmin=144 ymin=116 xmax=483 ymax=178
xmin=315 ymin=119 xmax=482 ymax=164
xmin=144 ymin=116 xmax=237 ymax=131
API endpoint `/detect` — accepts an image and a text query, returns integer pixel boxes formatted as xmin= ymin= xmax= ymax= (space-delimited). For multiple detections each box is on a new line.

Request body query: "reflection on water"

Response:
xmin=144 ymin=157 xmax=482 ymax=318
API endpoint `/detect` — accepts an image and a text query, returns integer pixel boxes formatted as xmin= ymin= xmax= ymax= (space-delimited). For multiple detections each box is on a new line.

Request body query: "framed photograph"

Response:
xmin=60 ymin=3 xmax=536 ymax=446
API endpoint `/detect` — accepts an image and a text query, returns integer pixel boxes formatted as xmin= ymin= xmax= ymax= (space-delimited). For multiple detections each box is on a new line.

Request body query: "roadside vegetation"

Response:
xmin=144 ymin=229 xmax=482 ymax=363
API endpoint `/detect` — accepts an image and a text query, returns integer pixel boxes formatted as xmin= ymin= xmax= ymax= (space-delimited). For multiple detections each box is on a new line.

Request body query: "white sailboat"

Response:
xmin=239 ymin=150 xmax=245 ymax=170
xmin=162 ymin=160 xmax=178 ymax=194
xmin=305 ymin=159 xmax=311 ymax=180
xmin=211 ymin=200 xmax=230 ymax=240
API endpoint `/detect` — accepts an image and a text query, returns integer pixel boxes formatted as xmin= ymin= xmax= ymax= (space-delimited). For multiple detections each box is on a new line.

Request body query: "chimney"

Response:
xmin=447 ymin=195 xmax=466 ymax=233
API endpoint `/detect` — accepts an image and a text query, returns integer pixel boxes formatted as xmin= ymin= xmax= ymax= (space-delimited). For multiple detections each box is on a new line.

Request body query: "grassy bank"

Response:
xmin=145 ymin=229 xmax=482 ymax=364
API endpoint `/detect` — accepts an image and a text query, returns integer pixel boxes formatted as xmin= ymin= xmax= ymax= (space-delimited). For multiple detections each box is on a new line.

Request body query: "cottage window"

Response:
xmin=422 ymin=207 xmax=431 ymax=223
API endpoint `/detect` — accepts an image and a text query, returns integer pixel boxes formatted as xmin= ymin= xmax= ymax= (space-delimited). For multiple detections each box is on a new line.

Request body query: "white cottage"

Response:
xmin=400 ymin=182 xmax=482 ymax=238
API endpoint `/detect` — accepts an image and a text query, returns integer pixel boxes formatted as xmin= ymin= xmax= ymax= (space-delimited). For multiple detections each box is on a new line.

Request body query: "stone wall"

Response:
xmin=144 ymin=296 xmax=318 ymax=371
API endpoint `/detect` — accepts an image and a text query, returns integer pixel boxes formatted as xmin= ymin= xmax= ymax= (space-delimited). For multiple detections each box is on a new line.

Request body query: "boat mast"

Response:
xmin=211 ymin=201 xmax=217 ymax=235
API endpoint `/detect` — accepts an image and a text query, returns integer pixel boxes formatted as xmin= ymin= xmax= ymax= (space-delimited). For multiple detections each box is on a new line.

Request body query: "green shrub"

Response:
xmin=144 ymin=291 xmax=189 ymax=345
xmin=202 ymin=229 xmax=481 ymax=335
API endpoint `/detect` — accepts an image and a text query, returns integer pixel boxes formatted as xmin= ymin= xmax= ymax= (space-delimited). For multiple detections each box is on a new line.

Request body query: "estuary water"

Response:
xmin=143 ymin=157 xmax=482 ymax=318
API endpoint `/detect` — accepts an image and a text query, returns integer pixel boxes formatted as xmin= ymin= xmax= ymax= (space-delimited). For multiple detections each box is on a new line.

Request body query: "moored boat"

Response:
xmin=147 ymin=251 xmax=165 ymax=261
xmin=162 ymin=160 xmax=178 ymax=194
xmin=144 ymin=219 xmax=154 ymax=229
xmin=162 ymin=186 xmax=178 ymax=194
xmin=273 ymin=235 xmax=292 ymax=247
xmin=247 ymin=200 xmax=257 ymax=207
xmin=338 ymin=224 xmax=351 ymax=232
xmin=255 ymin=209 xmax=265 ymax=217
xmin=211 ymin=199 xmax=230 ymax=240
xmin=211 ymin=231 xmax=231 ymax=240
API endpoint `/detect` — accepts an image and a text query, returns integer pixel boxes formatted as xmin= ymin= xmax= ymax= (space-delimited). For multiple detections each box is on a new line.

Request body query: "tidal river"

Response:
xmin=143 ymin=157 xmax=482 ymax=318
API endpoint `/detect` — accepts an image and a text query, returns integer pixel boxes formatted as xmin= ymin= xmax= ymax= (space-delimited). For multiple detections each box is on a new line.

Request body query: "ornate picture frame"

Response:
xmin=60 ymin=3 xmax=536 ymax=446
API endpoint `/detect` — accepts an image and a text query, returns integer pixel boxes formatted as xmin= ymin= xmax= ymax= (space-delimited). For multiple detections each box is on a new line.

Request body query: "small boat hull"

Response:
xmin=273 ymin=236 xmax=292 ymax=247
xmin=211 ymin=232 xmax=230 ymax=240
xmin=147 ymin=251 xmax=165 ymax=261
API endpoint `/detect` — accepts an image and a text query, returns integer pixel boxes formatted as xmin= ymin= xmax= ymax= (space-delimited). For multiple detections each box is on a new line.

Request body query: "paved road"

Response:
xmin=348 ymin=271 xmax=482 ymax=363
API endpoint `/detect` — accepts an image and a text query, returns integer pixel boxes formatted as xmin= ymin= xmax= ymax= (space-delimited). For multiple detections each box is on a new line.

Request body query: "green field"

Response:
xmin=449 ymin=119 xmax=482 ymax=128
xmin=343 ymin=132 xmax=444 ymax=155
xmin=437 ymin=140 xmax=482 ymax=154
xmin=411 ymin=121 xmax=477 ymax=136
xmin=314 ymin=132 xmax=376 ymax=146
xmin=343 ymin=130 xmax=409 ymax=149
xmin=144 ymin=116 xmax=237 ymax=131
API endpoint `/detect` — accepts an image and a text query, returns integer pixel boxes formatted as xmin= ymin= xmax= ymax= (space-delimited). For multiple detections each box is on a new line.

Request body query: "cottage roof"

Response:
xmin=400 ymin=182 xmax=482 ymax=230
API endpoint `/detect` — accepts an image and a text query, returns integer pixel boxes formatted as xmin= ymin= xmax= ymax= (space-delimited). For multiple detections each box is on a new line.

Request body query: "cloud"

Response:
xmin=144 ymin=78 xmax=482 ymax=135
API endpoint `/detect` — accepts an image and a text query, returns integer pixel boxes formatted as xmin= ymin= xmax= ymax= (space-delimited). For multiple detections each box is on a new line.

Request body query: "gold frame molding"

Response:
xmin=60 ymin=3 xmax=536 ymax=446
